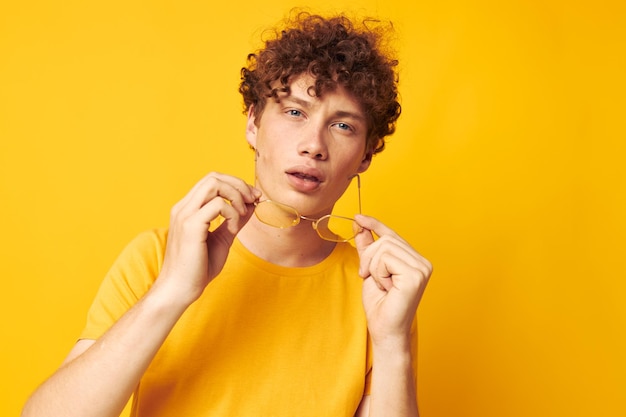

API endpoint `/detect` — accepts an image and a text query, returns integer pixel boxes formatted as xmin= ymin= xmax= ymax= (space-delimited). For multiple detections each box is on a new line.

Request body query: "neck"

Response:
xmin=237 ymin=215 xmax=337 ymax=267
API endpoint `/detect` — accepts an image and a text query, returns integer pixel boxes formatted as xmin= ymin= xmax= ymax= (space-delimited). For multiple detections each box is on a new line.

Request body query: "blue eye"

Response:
xmin=335 ymin=122 xmax=352 ymax=131
xmin=287 ymin=109 xmax=302 ymax=117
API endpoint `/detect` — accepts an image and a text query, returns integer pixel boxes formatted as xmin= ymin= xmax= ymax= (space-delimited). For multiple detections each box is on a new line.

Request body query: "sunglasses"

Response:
xmin=253 ymin=175 xmax=362 ymax=242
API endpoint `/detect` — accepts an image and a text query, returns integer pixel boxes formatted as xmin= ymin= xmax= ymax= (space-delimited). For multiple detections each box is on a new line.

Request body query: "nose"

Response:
xmin=297 ymin=123 xmax=328 ymax=160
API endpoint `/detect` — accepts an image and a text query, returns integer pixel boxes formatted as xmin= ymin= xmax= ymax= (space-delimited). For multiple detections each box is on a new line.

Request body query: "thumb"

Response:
xmin=354 ymin=216 xmax=374 ymax=253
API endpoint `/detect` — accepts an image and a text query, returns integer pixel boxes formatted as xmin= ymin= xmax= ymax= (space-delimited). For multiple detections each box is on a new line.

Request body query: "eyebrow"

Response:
xmin=333 ymin=110 xmax=366 ymax=122
xmin=283 ymin=95 xmax=313 ymax=109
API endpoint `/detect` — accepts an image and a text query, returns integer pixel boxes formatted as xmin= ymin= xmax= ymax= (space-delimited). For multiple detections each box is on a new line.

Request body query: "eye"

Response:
xmin=286 ymin=109 xmax=303 ymax=117
xmin=332 ymin=122 xmax=354 ymax=132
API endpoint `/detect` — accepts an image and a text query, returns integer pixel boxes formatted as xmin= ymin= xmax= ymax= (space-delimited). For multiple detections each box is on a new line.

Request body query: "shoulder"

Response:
xmin=101 ymin=228 xmax=169 ymax=291
xmin=127 ymin=227 xmax=168 ymax=251
xmin=116 ymin=228 xmax=168 ymax=266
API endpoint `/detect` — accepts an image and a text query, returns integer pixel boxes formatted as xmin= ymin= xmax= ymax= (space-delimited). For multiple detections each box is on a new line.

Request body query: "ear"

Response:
xmin=245 ymin=106 xmax=258 ymax=148
xmin=357 ymin=151 xmax=373 ymax=173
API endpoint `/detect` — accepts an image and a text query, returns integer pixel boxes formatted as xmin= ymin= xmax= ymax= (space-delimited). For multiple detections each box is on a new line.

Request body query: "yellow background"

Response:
xmin=2 ymin=0 xmax=624 ymax=416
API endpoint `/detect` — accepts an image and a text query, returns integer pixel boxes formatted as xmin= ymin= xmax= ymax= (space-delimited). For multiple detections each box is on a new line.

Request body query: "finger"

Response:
xmin=368 ymin=236 xmax=426 ymax=272
xmin=174 ymin=172 xmax=222 ymax=209
xmin=363 ymin=274 xmax=390 ymax=293
xmin=354 ymin=214 xmax=407 ymax=244
xmin=193 ymin=197 xmax=251 ymax=238
xmin=356 ymin=232 xmax=413 ymax=279
xmin=354 ymin=227 xmax=375 ymax=278
xmin=209 ymin=172 xmax=261 ymax=203
xmin=216 ymin=201 xmax=256 ymax=236
xmin=354 ymin=222 xmax=375 ymax=254
xmin=354 ymin=216 xmax=409 ymax=279
xmin=371 ymin=274 xmax=394 ymax=292
xmin=367 ymin=262 xmax=419 ymax=304
xmin=362 ymin=236 xmax=433 ymax=294
xmin=180 ymin=172 xmax=258 ymax=206
xmin=356 ymin=214 xmax=431 ymax=265
xmin=354 ymin=214 xmax=433 ymax=280
xmin=179 ymin=173 xmax=259 ymax=216
xmin=370 ymin=251 xmax=400 ymax=292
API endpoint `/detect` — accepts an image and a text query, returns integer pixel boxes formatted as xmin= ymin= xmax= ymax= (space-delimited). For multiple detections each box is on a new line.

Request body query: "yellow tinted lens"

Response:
xmin=314 ymin=215 xmax=358 ymax=242
xmin=255 ymin=200 xmax=299 ymax=228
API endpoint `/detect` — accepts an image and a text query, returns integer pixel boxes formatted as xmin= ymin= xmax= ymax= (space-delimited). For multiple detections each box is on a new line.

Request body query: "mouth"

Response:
xmin=285 ymin=166 xmax=324 ymax=191
xmin=286 ymin=166 xmax=324 ymax=183
xmin=288 ymin=172 xmax=321 ymax=183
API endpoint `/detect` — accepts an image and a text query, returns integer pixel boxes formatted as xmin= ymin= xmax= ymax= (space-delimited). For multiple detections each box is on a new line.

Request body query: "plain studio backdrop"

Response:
xmin=1 ymin=1 xmax=624 ymax=416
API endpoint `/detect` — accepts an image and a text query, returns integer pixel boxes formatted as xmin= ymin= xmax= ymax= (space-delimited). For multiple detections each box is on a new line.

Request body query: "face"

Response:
xmin=246 ymin=73 xmax=372 ymax=217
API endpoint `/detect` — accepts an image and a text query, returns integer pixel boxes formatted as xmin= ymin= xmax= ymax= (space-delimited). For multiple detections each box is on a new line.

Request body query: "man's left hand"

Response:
xmin=354 ymin=214 xmax=432 ymax=343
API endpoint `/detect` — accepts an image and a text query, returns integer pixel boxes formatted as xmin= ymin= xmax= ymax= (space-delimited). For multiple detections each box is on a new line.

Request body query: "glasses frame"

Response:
xmin=253 ymin=174 xmax=362 ymax=242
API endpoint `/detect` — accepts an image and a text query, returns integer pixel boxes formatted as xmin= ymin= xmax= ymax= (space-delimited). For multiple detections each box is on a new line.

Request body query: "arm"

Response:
xmin=353 ymin=214 xmax=432 ymax=417
xmin=22 ymin=173 xmax=260 ymax=417
xmin=22 ymin=283 xmax=195 ymax=417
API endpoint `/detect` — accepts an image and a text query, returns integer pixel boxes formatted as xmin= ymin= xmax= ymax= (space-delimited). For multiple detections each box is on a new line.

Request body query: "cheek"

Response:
xmin=257 ymin=126 xmax=291 ymax=155
xmin=336 ymin=146 xmax=367 ymax=171
xmin=256 ymin=145 xmax=289 ymax=174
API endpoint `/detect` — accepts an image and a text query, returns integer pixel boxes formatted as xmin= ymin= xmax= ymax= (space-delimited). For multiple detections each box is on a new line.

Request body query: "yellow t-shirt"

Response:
xmin=80 ymin=228 xmax=378 ymax=416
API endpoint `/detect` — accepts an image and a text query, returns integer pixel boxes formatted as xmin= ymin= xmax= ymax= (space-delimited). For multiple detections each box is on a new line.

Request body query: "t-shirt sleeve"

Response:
xmin=79 ymin=228 xmax=168 ymax=340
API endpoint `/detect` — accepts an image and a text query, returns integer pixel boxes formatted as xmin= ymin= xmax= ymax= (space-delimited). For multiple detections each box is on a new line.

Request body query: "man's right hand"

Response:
xmin=21 ymin=172 xmax=261 ymax=417
xmin=156 ymin=172 xmax=261 ymax=307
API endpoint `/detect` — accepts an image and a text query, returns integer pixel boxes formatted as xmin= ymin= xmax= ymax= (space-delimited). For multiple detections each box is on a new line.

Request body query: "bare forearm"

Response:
xmin=368 ymin=337 xmax=419 ymax=417
xmin=22 ymin=283 xmax=190 ymax=417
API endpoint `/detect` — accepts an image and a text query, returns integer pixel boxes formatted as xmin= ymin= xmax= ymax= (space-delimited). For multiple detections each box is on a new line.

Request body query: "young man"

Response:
xmin=22 ymin=12 xmax=432 ymax=417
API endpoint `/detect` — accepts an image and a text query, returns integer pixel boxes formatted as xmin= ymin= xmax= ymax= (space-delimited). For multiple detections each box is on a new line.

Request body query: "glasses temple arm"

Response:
xmin=353 ymin=173 xmax=362 ymax=215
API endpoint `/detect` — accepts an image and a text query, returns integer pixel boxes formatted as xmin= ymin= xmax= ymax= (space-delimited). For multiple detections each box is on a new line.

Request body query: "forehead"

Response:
xmin=277 ymin=73 xmax=365 ymax=115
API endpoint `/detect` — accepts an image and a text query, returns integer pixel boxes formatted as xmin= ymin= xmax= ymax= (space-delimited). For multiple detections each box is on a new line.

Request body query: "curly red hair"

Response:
xmin=239 ymin=11 xmax=401 ymax=155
